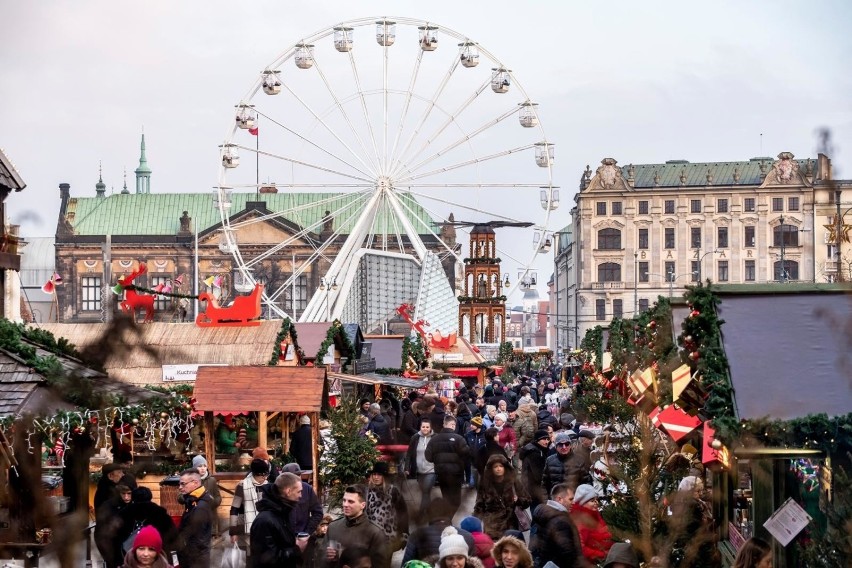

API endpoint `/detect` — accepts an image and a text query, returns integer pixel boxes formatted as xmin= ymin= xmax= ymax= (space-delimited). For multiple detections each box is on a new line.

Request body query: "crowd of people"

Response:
xmin=91 ymin=369 xmax=771 ymax=568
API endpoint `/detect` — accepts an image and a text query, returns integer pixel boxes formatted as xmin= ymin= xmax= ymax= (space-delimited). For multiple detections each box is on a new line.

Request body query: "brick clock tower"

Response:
xmin=458 ymin=224 xmax=506 ymax=344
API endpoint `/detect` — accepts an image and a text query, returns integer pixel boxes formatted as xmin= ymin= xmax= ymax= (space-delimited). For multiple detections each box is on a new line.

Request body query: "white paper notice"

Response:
xmin=763 ymin=497 xmax=812 ymax=547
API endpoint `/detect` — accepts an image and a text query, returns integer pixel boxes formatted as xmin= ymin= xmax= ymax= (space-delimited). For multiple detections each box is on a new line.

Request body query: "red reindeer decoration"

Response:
xmin=118 ymin=263 xmax=155 ymax=323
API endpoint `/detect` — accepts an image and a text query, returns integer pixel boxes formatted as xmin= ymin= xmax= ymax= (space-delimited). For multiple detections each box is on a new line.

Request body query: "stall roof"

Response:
xmin=328 ymin=371 xmax=428 ymax=389
xmin=36 ymin=321 xmax=284 ymax=386
xmin=716 ymin=288 xmax=852 ymax=421
xmin=194 ymin=366 xmax=326 ymax=412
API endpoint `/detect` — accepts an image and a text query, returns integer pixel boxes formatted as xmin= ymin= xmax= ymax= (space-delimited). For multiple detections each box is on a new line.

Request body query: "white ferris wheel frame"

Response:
xmin=215 ymin=15 xmax=557 ymax=322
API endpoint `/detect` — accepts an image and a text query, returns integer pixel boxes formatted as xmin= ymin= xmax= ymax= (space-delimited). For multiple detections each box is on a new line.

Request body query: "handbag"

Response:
xmin=122 ymin=520 xmax=146 ymax=556
xmin=514 ymin=505 xmax=532 ymax=532
xmin=221 ymin=542 xmax=247 ymax=568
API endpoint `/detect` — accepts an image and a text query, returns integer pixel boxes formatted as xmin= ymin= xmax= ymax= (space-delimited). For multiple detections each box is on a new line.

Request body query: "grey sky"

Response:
xmin=3 ymin=0 xmax=851 ymax=300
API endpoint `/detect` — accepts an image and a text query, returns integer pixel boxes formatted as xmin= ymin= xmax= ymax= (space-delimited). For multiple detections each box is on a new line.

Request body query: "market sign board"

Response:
xmin=162 ymin=363 xmax=226 ymax=382
xmin=432 ymin=352 xmax=464 ymax=362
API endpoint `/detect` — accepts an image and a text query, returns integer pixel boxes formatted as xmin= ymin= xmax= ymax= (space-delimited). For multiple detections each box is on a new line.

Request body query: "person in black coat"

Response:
xmin=118 ymin=487 xmax=179 ymax=557
xmin=176 ymin=468 xmax=215 ymax=568
xmin=425 ymin=415 xmax=470 ymax=517
xmin=474 ymin=428 xmax=509 ymax=478
xmin=250 ymin=473 xmax=307 ymax=568
xmin=399 ymin=399 xmax=420 ymax=443
xmin=530 ymin=484 xmax=585 ymax=568
xmin=536 ymin=406 xmax=558 ymax=431
xmin=366 ymin=403 xmax=394 ymax=445
xmin=400 ymin=498 xmax=475 ymax=566
xmin=519 ymin=430 xmax=551 ymax=509
xmin=290 ymin=415 xmax=314 ymax=471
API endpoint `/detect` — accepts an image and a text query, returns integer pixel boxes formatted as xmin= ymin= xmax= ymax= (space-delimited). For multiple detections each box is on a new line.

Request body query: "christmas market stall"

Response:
xmin=192 ymin=365 xmax=327 ymax=491
xmin=289 ymin=321 xmax=357 ymax=369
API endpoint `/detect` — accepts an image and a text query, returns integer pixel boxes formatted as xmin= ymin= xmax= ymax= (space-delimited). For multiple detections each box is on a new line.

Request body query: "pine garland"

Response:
xmin=314 ymin=320 xmax=355 ymax=364
xmin=123 ymin=284 xmax=199 ymax=300
xmin=267 ymin=318 xmax=305 ymax=365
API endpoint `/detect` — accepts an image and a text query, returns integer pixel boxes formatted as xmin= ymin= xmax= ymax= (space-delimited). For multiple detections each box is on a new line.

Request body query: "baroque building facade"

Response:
xmin=557 ymin=151 xmax=851 ymax=347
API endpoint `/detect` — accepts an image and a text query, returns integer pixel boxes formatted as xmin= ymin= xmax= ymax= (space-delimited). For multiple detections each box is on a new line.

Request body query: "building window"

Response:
xmin=744 ymin=225 xmax=756 ymax=247
xmin=691 ymin=261 xmax=700 ymax=282
xmin=598 ymin=228 xmax=621 ymax=250
xmin=613 ymin=299 xmax=623 ymax=319
xmin=638 ymin=228 xmax=649 ymax=249
xmin=773 ymin=225 xmax=799 ymax=247
xmin=744 ymin=197 xmax=756 ymax=212
xmin=595 ymin=299 xmax=606 ymax=321
xmin=718 ymin=260 xmax=729 ymax=282
xmin=691 ymin=227 xmax=702 ymax=249
xmin=774 ymin=260 xmax=799 ymax=281
xmin=664 ymin=227 xmax=675 ymax=249
xmin=717 ymin=226 xmax=729 ymax=248
xmin=772 ymin=197 xmax=784 ymax=212
xmin=717 ymin=198 xmax=729 ymax=213
xmin=639 ymin=261 xmax=649 ymax=282
xmin=150 ymin=275 xmax=171 ymax=312
xmin=596 ymin=201 xmax=607 ymax=215
xmin=612 ymin=201 xmax=623 ymax=215
xmin=638 ymin=200 xmax=649 ymax=215
xmin=664 ymin=261 xmax=675 ymax=280
xmin=598 ymin=262 xmax=621 ymax=282
xmin=293 ymin=274 xmax=309 ymax=317
xmin=788 ymin=196 xmax=800 ymax=211
xmin=691 ymin=199 xmax=702 ymax=213
xmin=744 ymin=260 xmax=755 ymax=281
xmin=638 ymin=298 xmax=649 ymax=312
xmin=81 ymin=276 xmax=102 ymax=311
xmin=664 ymin=200 xmax=675 ymax=214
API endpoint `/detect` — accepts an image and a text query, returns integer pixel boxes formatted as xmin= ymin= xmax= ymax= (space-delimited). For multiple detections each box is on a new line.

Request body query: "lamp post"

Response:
xmin=695 ymin=249 xmax=719 ymax=281
xmin=319 ymin=275 xmax=337 ymax=321
xmin=633 ymin=252 xmax=638 ymax=313
xmin=645 ymin=271 xmax=699 ymax=299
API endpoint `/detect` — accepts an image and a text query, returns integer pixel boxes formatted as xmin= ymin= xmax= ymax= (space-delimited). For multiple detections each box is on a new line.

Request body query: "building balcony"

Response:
xmin=591 ymin=281 xmax=625 ymax=290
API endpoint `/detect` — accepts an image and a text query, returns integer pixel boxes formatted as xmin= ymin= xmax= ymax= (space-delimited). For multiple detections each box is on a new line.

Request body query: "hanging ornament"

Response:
xmin=689 ymin=351 xmax=700 ymax=361
xmin=132 ymin=418 xmax=139 ymax=425
xmin=685 ymin=335 xmax=693 ymax=343
xmin=690 ymin=310 xmax=701 ymax=318
xmin=711 ymin=439 xmax=722 ymax=449
xmin=647 ymin=320 xmax=657 ymax=329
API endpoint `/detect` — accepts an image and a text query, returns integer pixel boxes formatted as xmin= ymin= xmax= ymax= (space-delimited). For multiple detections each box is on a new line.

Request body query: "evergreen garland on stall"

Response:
xmin=267 ymin=318 xmax=305 ymax=365
xmin=314 ymin=320 xmax=355 ymax=365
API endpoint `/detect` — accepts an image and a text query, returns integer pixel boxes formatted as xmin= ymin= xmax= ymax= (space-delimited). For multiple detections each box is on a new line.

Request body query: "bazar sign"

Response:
xmin=162 ymin=364 xmax=226 ymax=382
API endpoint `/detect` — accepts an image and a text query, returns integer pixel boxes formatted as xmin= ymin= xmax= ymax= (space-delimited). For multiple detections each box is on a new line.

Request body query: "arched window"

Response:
xmin=773 ymin=224 xmax=799 ymax=247
xmin=773 ymin=260 xmax=799 ymax=281
xmin=598 ymin=228 xmax=621 ymax=250
xmin=598 ymin=262 xmax=621 ymax=282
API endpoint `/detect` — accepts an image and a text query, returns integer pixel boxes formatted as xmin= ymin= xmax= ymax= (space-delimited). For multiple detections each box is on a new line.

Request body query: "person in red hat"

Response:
xmin=121 ymin=525 xmax=173 ymax=568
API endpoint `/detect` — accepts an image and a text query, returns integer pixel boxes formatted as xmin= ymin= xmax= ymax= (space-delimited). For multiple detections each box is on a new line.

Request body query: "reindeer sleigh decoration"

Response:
xmin=115 ymin=263 xmax=156 ymax=323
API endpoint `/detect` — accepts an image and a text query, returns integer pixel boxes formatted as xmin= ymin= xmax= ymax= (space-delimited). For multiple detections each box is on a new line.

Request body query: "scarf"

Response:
xmin=241 ymin=475 xmax=266 ymax=532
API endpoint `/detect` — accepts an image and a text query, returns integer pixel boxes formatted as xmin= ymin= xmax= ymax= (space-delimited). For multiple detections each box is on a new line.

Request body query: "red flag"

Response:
xmin=249 ymin=125 xmax=259 ymax=136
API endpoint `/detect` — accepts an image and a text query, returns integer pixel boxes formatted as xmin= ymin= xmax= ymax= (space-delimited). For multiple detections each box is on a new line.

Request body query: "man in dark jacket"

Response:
xmin=400 ymin=498 xmax=475 ymax=566
xmin=399 ymin=398 xmax=421 ymax=442
xmin=177 ymin=468 xmax=215 ymax=568
xmin=118 ymin=486 xmax=179 ymax=557
xmin=280 ymin=463 xmax=324 ymax=536
xmin=464 ymin=416 xmax=486 ymax=487
xmin=537 ymin=406 xmax=558 ymax=430
xmin=425 ymin=415 xmax=470 ymax=517
xmin=290 ymin=415 xmax=314 ymax=470
xmin=324 ymin=484 xmax=388 ymax=568
xmin=520 ymin=429 xmax=552 ymax=508
xmin=542 ymin=431 xmax=592 ymax=495
xmin=530 ymin=483 xmax=586 ymax=568
xmin=251 ymin=472 xmax=308 ymax=568
xmin=365 ymin=403 xmax=394 ymax=445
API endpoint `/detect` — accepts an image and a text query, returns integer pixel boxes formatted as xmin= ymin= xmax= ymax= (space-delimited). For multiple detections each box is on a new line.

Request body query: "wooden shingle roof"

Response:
xmin=193 ymin=366 xmax=326 ymax=412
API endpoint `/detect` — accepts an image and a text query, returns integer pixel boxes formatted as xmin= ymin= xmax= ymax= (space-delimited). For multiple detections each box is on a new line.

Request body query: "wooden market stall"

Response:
xmin=192 ymin=366 xmax=327 ymax=491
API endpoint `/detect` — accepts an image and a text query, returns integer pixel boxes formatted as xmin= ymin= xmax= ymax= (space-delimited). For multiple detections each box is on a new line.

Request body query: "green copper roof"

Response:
xmin=134 ymin=133 xmax=152 ymax=175
xmin=623 ymin=157 xmax=815 ymax=188
xmin=66 ymin=191 xmax=439 ymax=236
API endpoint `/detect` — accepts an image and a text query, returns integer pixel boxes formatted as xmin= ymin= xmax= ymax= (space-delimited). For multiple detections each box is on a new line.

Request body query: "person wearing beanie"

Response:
xmin=401 ymin=497 xmax=476 ymax=566
xmin=118 ymin=487 xmax=178 ymax=559
xmin=438 ymin=526 xmax=484 ymax=568
xmin=570 ymin=484 xmax=612 ymax=564
xmin=474 ymin=427 xmax=509 ymax=478
xmin=121 ymin=525 xmax=173 ymax=568
xmin=492 ymin=413 xmax=517 ymax=462
xmin=491 ymin=535 xmax=533 ymax=568
xmin=289 ymin=411 xmax=314 ymax=471
xmin=278 ymin=463 xmax=323 ymax=538
xmin=518 ymin=429 xmax=551 ymax=508
xmin=229 ymin=458 xmax=271 ymax=556
xmin=542 ymin=431 xmax=591 ymax=496
xmin=176 ymin=468 xmax=215 ymax=568
xmin=459 ymin=517 xmax=495 ymax=568
xmin=181 ymin=456 xmax=221 ymax=534
xmin=464 ymin=416 xmax=487 ymax=488
xmin=603 ymin=542 xmax=639 ymax=568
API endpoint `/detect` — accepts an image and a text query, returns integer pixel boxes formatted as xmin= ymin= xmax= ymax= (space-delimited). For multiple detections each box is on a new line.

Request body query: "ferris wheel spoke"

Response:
xmin=310 ymin=58 xmax=382 ymax=176
xmin=393 ymin=192 xmax=463 ymax=258
xmin=388 ymin=49 xmax=425 ymax=178
xmin=235 ymin=144 xmax=373 ymax=183
xmin=277 ymin=80 xmax=380 ymax=177
xmin=405 ymin=189 xmax=529 ymax=224
xmin=388 ymin=52 xmax=463 ymax=176
xmin=407 ymin=183 xmax=544 ymax=188
xmin=398 ymin=144 xmax=533 ymax=183
xmin=392 ymin=79 xmax=496 ymax=179
xmin=398 ymin=104 xmax=518 ymax=178
xmin=347 ymin=51 xmax=383 ymax=175
xmin=228 ymin=189 xmax=372 ymax=230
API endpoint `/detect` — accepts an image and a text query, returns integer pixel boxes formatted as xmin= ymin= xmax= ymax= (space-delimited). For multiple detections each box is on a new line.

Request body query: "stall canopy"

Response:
xmin=716 ymin=288 xmax=852 ymax=421
xmin=193 ymin=366 xmax=326 ymax=413
xmin=327 ymin=371 xmax=428 ymax=389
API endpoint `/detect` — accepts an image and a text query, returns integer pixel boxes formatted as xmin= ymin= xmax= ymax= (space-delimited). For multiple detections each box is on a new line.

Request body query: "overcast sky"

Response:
xmin=3 ymin=0 xmax=851 ymax=300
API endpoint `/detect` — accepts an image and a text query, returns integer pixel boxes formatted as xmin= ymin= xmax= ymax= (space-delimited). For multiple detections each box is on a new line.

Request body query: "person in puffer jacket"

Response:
xmin=512 ymin=403 xmax=539 ymax=448
xmin=459 ymin=516 xmax=495 ymax=568
xmin=536 ymin=406 xmax=558 ymax=431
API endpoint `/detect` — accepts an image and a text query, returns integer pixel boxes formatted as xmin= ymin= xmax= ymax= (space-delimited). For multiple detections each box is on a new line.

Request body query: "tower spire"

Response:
xmin=95 ymin=160 xmax=106 ymax=198
xmin=122 ymin=167 xmax=130 ymax=194
xmin=134 ymin=130 xmax=152 ymax=194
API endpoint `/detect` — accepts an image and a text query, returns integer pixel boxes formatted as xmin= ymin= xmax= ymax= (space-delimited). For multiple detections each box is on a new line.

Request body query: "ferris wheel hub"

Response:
xmin=376 ymin=176 xmax=394 ymax=192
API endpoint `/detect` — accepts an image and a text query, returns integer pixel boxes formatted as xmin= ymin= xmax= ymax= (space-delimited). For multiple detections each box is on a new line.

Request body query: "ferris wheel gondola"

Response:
xmin=216 ymin=16 xmax=557 ymax=334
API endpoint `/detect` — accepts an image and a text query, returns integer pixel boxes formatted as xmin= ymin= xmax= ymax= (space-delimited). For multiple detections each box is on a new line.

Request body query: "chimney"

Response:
xmin=259 ymin=184 xmax=278 ymax=194
xmin=817 ymin=153 xmax=832 ymax=181
xmin=59 ymin=183 xmax=71 ymax=216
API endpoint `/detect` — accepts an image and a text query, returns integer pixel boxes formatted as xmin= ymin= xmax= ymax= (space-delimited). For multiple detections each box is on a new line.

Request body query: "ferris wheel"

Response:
xmin=215 ymin=16 xmax=558 ymax=333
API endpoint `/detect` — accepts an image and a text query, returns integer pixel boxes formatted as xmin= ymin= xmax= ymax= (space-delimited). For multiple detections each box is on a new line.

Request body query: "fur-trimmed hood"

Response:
xmin=492 ymin=535 xmax=533 ymax=568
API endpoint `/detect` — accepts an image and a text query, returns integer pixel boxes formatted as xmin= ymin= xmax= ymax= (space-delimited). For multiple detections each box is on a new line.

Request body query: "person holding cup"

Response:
xmin=324 ymin=485 xmax=388 ymax=568
xmin=250 ymin=472 xmax=308 ymax=568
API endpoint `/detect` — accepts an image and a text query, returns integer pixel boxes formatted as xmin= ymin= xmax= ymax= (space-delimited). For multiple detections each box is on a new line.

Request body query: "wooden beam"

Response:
xmin=310 ymin=412 xmax=319 ymax=493
xmin=204 ymin=411 xmax=216 ymax=474
xmin=258 ymin=411 xmax=268 ymax=450
xmin=267 ymin=412 xmax=280 ymax=423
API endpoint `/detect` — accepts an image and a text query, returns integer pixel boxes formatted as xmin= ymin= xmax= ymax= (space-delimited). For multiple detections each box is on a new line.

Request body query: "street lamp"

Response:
xmin=645 ymin=270 xmax=699 ymax=299
xmin=695 ymin=249 xmax=719 ymax=281
xmin=319 ymin=275 xmax=338 ymax=321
